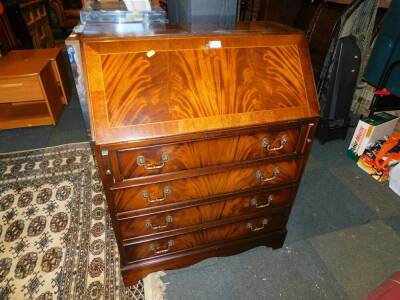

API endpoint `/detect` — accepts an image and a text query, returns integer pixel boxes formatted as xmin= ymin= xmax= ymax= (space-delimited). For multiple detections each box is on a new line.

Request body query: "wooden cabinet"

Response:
xmin=0 ymin=59 xmax=63 ymax=129
xmin=3 ymin=49 xmax=71 ymax=104
xmin=79 ymin=21 xmax=319 ymax=285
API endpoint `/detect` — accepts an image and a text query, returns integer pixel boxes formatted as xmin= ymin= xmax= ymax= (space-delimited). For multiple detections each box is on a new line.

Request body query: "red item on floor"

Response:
xmin=365 ymin=272 xmax=400 ymax=300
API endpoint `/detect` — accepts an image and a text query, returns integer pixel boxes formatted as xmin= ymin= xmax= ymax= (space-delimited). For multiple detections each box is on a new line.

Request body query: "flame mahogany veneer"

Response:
xmin=79 ymin=21 xmax=319 ymax=285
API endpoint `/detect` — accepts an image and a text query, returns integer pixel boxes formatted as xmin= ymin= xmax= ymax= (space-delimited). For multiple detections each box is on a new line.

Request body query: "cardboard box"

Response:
xmin=347 ymin=112 xmax=399 ymax=161
xmin=357 ymin=139 xmax=389 ymax=182
xmin=389 ymin=163 xmax=400 ymax=195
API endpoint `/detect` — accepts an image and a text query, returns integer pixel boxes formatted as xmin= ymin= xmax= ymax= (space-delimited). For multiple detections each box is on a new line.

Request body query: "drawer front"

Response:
xmin=0 ymin=77 xmax=43 ymax=103
xmin=113 ymin=159 xmax=300 ymax=212
xmin=123 ymin=213 xmax=287 ymax=262
xmin=118 ymin=187 xmax=294 ymax=239
xmin=112 ymin=127 xmax=301 ymax=181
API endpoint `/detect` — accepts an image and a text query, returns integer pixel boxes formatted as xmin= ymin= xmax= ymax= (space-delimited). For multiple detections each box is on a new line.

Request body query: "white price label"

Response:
xmin=208 ymin=40 xmax=222 ymax=49
xmin=146 ymin=50 xmax=156 ymax=58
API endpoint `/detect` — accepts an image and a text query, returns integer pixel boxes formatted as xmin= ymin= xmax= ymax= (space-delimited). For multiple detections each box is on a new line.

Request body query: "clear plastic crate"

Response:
xmin=79 ymin=1 xmax=167 ymax=24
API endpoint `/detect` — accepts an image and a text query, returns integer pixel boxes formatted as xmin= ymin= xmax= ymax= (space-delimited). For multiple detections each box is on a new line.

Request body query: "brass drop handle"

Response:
xmin=137 ymin=152 xmax=169 ymax=170
xmin=247 ymin=218 xmax=268 ymax=232
xmin=251 ymin=195 xmax=273 ymax=208
xmin=145 ymin=215 xmax=173 ymax=230
xmin=142 ymin=186 xmax=171 ymax=204
xmin=262 ymin=135 xmax=288 ymax=152
xmin=256 ymin=167 xmax=280 ymax=183
xmin=149 ymin=240 xmax=174 ymax=255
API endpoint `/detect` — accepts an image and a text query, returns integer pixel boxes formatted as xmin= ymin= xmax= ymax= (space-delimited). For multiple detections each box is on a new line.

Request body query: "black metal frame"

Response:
xmin=369 ymin=60 xmax=400 ymax=117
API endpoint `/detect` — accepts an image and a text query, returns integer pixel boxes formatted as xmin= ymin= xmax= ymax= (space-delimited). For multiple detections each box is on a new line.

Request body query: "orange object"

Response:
xmin=375 ymin=133 xmax=400 ymax=170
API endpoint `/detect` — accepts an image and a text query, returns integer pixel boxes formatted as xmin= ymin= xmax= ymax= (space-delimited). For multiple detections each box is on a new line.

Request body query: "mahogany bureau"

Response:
xmin=79 ymin=21 xmax=320 ymax=285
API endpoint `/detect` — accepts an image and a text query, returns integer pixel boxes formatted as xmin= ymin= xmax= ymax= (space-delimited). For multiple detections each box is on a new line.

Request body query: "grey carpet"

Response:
xmin=0 ymin=93 xmax=89 ymax=153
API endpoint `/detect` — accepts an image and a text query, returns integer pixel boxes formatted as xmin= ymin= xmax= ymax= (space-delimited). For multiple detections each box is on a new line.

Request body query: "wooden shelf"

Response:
xmin=0 ymin=101 xmax=53 ymax=129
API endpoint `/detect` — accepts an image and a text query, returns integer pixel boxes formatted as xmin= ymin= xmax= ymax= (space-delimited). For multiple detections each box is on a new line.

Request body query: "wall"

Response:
xmin=168 ymin=0 xmax=238 ymax=24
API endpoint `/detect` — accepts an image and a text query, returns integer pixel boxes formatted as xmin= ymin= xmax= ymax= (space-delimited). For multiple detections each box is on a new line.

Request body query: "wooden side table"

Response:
xmin=0 ymin=59 xmax=63 ymax=129
xmin=3 ymin=48 xmax=71 ymax=104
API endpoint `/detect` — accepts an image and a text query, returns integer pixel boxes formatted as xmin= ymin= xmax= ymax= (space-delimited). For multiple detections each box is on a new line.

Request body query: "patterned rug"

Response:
xmin=0 ymin=142 xmax=145 ymax=299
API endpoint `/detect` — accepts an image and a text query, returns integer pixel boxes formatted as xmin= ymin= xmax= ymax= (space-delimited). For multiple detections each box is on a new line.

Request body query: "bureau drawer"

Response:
xmin=123 ymin=212 xmax=286 ymax=263
xmin=110 ymin=127 xmax=301 ymax=181
xmin=118 ymin=187 xmax=295 ymax=239
xmin=0 ymin=77 xmax=43 ymax=103
xmin=113 ymin=159 xmax=300 ymax=212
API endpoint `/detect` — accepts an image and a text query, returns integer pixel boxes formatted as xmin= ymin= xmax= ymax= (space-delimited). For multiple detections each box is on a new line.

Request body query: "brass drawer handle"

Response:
xmin=137 ymin=152 xmax=169 ymax=170
xmin=149 ymin=240 xmax=174 ymax=255
xmin=256 ymin=167 xmax=280 ymax=183
xmin=142 ymin=186 xmax=171 ymax=204
xmin=246 ymin=218 xmax=268 ymax=232
xmin=251 ymin=195 xmax=273 ymax=208
xmin=145 ymin=215 xmax=173 ymax=230
xmin=262 ymin=135 xmax=288 ymax=152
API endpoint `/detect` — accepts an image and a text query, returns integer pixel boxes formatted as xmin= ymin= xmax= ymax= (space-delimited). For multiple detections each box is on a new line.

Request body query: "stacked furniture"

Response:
xmin=78 ymin=21 xmax=319 ymax=284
